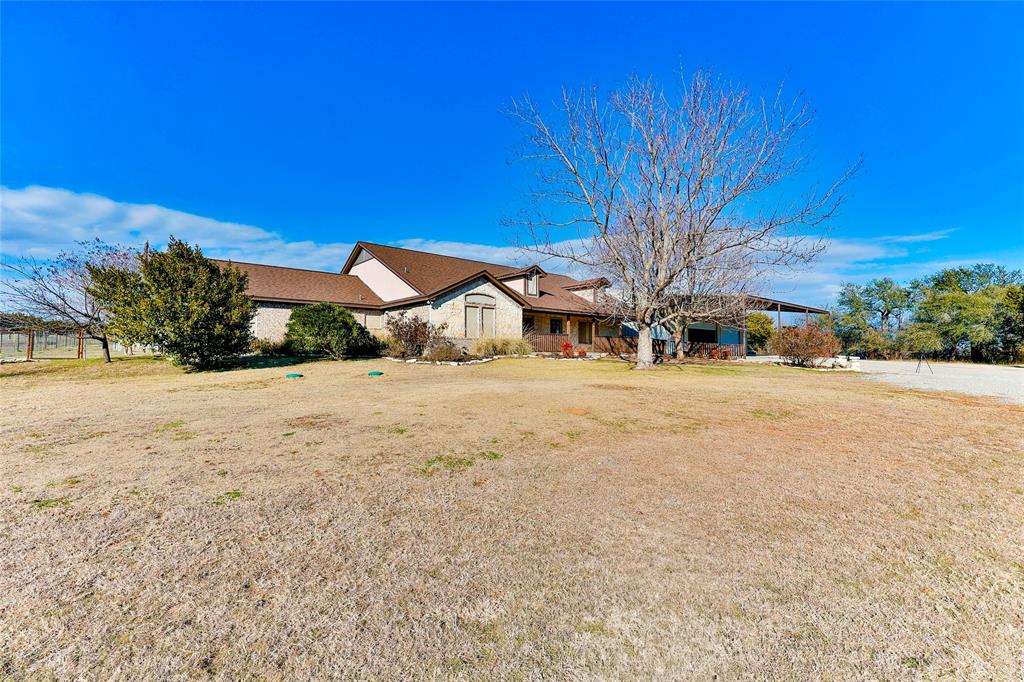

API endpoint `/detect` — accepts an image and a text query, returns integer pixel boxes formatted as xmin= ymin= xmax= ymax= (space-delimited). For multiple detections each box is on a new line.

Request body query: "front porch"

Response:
xmin=523 ymin=313 xmax=645 ymax=354
xmin=523 ymin=313 xmax=744 ymax=359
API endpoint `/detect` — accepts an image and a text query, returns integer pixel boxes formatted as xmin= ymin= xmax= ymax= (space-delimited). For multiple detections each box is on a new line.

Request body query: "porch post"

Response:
xmin=776 ymin=303 xmax=782 ymax=331
xmin=804 ymin=308 xmax=809 ymax=325
xmin=741 ymin=309 xmax=747 ymax=356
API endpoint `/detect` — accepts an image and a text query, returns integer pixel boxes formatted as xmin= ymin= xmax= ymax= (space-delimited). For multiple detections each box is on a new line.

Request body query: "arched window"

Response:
xmin=465 ymin=293 xmax=496 ymax=338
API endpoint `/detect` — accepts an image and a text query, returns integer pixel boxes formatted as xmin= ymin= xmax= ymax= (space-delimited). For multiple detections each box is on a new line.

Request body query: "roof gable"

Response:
xmin=339 ymin=242 xmax=615 ymax=315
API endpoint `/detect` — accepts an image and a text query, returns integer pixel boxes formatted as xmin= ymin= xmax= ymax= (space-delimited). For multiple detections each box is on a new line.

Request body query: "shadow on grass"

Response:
xmin=210 ymin=355 xmax=324 ymax=372
xmin=210 ymin=354 xmax=382 ymax=372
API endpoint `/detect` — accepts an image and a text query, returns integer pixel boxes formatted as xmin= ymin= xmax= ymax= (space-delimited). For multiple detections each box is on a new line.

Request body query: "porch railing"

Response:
xmin=525 ymin=332 xmax=667 ymax=356
xmin=525 ymin=332 xmax=572 ymax=353
xmin=591 ymin=335 xmax=671 ymax=355
xmin=682 ymin=342 xmax=744 ymax=359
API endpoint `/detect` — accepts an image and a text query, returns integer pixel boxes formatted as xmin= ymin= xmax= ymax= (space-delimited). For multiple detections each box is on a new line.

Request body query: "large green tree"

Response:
xmin=999 ymin=286 xmax=1024 ymax=362
xmin=745 ymin=312 xmax=775 ymax=352
xmin=914 ymin=286 xmax=1001 ymax=360
xmin=832 ymin=283 xmax=873 ymax=352
xmin=861 ymin=278 xmax=913 ymax=334
xmin=925 ymin=264 xmax=1020 ymax=294
xmin=831 ymin=278 xmax=911 ymax=356
xmin=88 ymin=238 xmax=255 ymax=369
xmin=912 ymin=264 xmax=1022 ymax=361
xmin=832 ymin=265 xmax=1021 ymax=361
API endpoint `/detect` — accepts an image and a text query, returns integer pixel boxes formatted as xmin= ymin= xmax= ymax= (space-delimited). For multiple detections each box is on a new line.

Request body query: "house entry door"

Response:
xmin=578 ymin=321 xmax=593 ymax=344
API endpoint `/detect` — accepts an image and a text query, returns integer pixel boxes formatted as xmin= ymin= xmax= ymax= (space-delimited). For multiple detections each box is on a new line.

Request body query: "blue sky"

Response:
xmin=2 ymin=1 xmax=1022 ymax=306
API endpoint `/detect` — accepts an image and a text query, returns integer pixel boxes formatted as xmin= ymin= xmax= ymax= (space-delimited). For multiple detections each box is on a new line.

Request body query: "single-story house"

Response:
xmin=216 ymin=242 xmax=827 ymax=355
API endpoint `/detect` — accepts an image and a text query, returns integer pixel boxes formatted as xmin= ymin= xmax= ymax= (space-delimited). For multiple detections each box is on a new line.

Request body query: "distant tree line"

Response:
xmin=831 ymin=264 xmax=1023 ymax=363
xmin=0 ymin=312 xmax=67 ymax=331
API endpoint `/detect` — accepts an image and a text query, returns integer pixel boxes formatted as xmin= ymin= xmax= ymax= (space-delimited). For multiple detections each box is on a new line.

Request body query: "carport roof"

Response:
xmin=747 ymin=295 xmax=830 ymax=315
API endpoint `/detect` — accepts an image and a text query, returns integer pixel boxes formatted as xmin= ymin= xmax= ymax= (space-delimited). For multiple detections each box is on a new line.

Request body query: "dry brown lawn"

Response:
xmin=1 ymin=356 xmax=1022 ymax=680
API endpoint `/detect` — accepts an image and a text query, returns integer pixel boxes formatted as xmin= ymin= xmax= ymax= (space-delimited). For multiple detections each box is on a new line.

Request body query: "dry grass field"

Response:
xmin=1 ymin=356 xmax=1022 ymax=680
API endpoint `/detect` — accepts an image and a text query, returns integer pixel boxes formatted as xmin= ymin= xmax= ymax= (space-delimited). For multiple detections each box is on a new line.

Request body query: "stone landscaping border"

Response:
xmin=383 ymin=356 xmax=498 ymax=367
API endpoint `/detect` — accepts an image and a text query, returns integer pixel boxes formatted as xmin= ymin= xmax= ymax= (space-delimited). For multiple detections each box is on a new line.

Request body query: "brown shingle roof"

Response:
xmin=346 ymin=242 xmax=613 ymax=316
xmin=213 ymin=260 xmax=384 ymax=307
xmin=347 ymin=242 xmax=522 ymax=293
xmin=530 ymin=272 xmax=611 ymax=315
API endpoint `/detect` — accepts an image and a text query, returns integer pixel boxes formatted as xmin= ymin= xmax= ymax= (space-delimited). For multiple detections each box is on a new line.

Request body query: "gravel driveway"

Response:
xmin=859 ymin=359 xmax=1024 ymax=404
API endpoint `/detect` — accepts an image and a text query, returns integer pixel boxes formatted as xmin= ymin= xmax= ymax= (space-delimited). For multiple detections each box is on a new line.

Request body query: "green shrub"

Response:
xmin=858 ymin=328 xmax=899 ymax=359
xmin=251 ymin=337 xmax=294 ymax=355
xmin=285 ymin=302 xmax=378 ymax=359
xmin=470 ymin=337 xmax=534 ymax=356
xmin=87 ymin=237 xmax=255 ymax=369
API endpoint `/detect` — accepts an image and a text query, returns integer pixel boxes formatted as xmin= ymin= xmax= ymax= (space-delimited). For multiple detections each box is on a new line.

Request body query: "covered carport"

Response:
xmin=744 ymin=295 xmax=831 ymax=355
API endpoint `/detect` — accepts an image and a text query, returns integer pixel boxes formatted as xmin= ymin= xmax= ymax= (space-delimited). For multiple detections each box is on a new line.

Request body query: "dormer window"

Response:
xmin=526 ymin=272 xmax=539 ymax=296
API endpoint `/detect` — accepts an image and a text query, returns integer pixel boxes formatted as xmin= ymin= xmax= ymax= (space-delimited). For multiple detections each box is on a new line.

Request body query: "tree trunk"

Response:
xmin=672 ymin=328 xmax=685 ymax=360
xmin=636 ymin=325 xmax=655 ymax=369
xmin=99 ymin=334 xmax=112 ymax=363
xmin=970 ymin=343 xmax=983 ymax=363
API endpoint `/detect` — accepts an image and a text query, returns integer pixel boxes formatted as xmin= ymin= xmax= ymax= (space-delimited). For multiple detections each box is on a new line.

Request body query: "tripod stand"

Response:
xmin=915 ymin=353 xmax=933 ymax=375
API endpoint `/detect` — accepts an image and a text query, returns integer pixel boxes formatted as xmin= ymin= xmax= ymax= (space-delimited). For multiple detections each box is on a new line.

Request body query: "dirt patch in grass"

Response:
xmin=1 ymin=356 xmax=1021 ymax=679
xmin=285 ymin=413 xmax=342 ymax=430
xmin=585 ymin=383 xmax=642 ymax=391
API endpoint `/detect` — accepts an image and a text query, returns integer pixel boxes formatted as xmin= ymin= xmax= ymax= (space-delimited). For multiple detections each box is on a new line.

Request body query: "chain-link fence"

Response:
xmin=0 ymin=329 xmax=146 ymax=361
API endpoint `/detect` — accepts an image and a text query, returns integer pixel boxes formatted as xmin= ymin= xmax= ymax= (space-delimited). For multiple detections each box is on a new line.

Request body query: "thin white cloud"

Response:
xmin=876 ymin=228 xmax=956 ymax=244
xmin=769 ymin=230 xmax=1021 ymax=307
xmin=0 ymin=185 xmax=354 ymax=270
xmin=2 ymin=185 xmax=1016 ymax=309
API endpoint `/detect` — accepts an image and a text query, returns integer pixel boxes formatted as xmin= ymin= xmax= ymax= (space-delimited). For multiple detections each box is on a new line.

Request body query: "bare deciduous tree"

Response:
xmin=0 ymin=239 xmax=137 ymax=362
xmin=660 ymin=244 xmax=756 ymax=359
xmin=510 ymin=69 xmax=855 ymax=368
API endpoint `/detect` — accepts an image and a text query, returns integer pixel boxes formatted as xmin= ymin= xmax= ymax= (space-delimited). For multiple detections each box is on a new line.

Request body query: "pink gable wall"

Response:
xmin=349 ymin=256 xmax=419 ymax=301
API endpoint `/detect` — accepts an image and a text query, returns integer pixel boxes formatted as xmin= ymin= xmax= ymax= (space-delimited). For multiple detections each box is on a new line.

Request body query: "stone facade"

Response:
xmin=252 ymin=278 xmax=525 ymax=344
xmin=252 ymin=302 xmax=294 ymax=342
xmin=384 ymin=278 xmax=523 ymax=341
xmin=252 ymin=303 xmax=380 ymax=342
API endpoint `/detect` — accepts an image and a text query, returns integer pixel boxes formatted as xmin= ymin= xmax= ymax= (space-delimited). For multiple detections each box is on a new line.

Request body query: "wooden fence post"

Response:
xmin=77 ymin=329 xmax=84 ymax=359
xmin=26 ymin=329 xmax=34 ymax=360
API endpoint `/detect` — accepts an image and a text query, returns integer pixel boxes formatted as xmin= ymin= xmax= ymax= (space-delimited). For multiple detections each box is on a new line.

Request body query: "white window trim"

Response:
xmin=465 ymin=296 xmax=497 ymax=339
xmin=526 ymin=273 xmax=539 ymax=297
